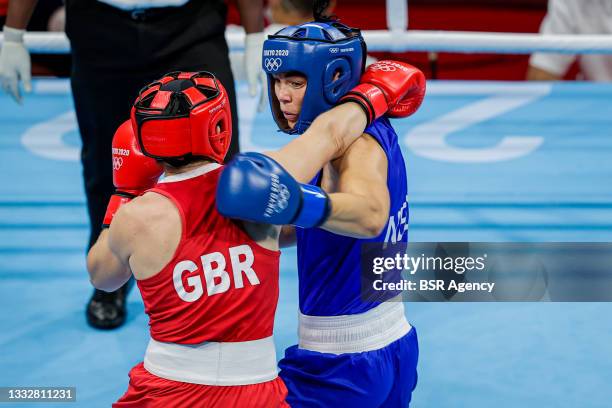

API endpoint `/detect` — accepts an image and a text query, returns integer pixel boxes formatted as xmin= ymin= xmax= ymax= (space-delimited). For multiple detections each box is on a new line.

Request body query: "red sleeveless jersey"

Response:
xmin=136 ymin=164 xmax=280 ymax=344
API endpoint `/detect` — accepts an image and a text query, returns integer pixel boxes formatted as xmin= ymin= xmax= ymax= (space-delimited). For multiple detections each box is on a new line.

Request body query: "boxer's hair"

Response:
xmin=280 ymin=0 xmax=315 ymax=17
xmin=312 ymin=0 xmax=365 ymax=73
xmin=313 ymin=0 xmax=336 ymax=22
xmin=160 ymin=155 xmax=207 ymax=169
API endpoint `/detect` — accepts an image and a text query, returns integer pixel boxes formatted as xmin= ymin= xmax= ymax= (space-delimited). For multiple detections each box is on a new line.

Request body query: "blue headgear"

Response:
xmin=262 ymin=21 xmax=366 ymax=134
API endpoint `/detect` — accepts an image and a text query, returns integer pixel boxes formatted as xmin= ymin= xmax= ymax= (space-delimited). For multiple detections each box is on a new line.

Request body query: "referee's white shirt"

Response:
xmin=96 ymin=0 xmax=189 ymax=11
xmin=529 ymin=0 xmax=612 ymax=81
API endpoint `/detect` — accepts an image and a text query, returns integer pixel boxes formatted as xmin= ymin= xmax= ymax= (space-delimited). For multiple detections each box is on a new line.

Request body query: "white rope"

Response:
xmin=386 ymin=0 xmax=408 ymax=32
xmin=363 ymin=30 xmax=612 ymax=54
xmin=22 ymin=32 xmax=71 ymax=54
xmin=3 ymin=30 xmax=612 ymax=55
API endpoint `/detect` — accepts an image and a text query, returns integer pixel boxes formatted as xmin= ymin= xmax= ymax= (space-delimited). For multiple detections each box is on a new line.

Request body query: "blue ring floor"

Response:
xmin=1 ymin=80 xmax=611 ymax=407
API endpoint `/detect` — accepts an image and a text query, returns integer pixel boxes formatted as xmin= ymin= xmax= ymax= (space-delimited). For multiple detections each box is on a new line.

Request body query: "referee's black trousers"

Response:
xmin=65 ymin=0 xmax=240 ymax=249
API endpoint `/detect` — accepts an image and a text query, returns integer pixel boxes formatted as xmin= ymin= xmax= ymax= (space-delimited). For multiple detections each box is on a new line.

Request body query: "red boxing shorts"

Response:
xmin=113 ymin=363 xmax=289 ymax=408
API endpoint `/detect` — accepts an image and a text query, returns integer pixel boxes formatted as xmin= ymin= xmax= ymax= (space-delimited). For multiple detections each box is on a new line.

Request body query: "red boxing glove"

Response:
xmin=102 ymin=120 xmax=163 ymax=227
xmin=340 ymin=60 xmax=426 ymax=125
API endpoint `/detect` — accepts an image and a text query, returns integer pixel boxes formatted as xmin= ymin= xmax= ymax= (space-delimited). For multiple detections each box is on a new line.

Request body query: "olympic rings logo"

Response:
xmin=264 ymin=175 xmax=292 ymax=218
xmin=274 ymin=184 xmax=291 ymax=211
xmin=370 ymin=62 xmax=397 ymax=72
xmin=265 ymin=58 xmax=283 ymax=72
xmin=113 ymin=157 xmax=123 ymax=171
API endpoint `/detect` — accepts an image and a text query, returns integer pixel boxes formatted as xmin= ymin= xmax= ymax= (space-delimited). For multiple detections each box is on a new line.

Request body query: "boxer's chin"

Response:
xmin=285 ymin=115 xmax=297 ymax=129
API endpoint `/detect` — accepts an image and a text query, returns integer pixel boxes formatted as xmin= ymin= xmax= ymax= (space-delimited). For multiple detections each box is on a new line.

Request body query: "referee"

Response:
xmin=0 ymin=0 xmax=265 ymax=329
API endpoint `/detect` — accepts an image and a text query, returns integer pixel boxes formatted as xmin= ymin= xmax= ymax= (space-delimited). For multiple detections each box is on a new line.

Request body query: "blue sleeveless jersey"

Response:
xmin=296 ymin=117 xmax=409 ymax=316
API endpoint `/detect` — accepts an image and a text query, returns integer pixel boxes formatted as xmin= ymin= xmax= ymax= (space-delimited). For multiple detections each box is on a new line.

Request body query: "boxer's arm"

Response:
xmin=218 ymin=61 xmax=423 ymax=229
xmin=321 ymin=134 xmax=390 ymax=238
xmin=87 ymin=201 xmax=149 ymax=292
xmin=264 ymin=61 xmax=425 ymax=185
xmin=217 ymin=137 xmax=390 ymax=236
xmin=86 ymin=225 xmax=132 ymax=292
xmin=265 ymin=102 xmax=368 ymax=184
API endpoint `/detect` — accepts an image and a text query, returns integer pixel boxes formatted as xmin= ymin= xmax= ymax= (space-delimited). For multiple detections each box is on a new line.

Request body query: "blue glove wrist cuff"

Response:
xmin=292 ymin=184 xmax=331 ymax=228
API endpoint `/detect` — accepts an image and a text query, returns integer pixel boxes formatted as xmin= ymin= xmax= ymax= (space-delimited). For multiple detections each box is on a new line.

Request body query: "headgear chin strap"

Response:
xmin=263 ymin=21 xmax=366 ymax=134
xmin=131 ymin=71 xmax=232 ymax=164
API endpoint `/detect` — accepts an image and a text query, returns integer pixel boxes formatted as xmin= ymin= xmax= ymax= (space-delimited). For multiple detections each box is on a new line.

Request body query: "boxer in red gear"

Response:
xmin=89 ymin=73 xmax=288 ymax=407
xmin=105 ymin=122 xmax=287 ymax=407
xmin=86 ymin=70 xmax=401 ymax=407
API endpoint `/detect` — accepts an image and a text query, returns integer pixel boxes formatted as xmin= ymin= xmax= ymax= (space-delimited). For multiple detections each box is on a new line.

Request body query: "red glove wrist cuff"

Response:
xmin=339 ymin=84 xmax=388 ymax=125
xmin=102 ymin=192 xmax=135 ymax=228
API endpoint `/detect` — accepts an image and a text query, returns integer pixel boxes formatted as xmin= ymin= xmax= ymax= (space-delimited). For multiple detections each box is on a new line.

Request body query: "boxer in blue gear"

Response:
xmin=259 ymin=17 xmax=424 ymax=408
xmin=217 ymin=12 xmax=426 ymax=406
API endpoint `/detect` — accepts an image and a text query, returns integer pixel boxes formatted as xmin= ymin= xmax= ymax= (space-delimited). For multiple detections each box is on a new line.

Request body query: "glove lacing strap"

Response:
xmin=101 ymin=191 xmax=136 ymax=229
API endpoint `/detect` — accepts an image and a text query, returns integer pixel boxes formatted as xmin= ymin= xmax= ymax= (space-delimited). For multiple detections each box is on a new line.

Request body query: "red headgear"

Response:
xmin=131 ymin=71 xmax=232 ymax=164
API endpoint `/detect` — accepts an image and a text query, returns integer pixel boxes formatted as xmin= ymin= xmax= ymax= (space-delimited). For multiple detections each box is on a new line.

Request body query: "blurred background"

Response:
xmin=4 ymin=0 xmax=602 ymax=81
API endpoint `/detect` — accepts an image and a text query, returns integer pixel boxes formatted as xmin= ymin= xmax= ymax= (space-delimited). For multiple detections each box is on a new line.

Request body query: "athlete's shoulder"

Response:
xmin=114 ymin=192 xmax=179 ymax=239
xmin=134 ymin=191 xmax=177 ymax=217
xmin=109 ymin=192 xmax=182 ymax=268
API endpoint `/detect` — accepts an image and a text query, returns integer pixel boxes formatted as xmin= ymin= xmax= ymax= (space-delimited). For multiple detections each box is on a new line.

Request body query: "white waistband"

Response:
xmin=143 ymin=336 xmax=278 ymax=386
xmin=298 ymin=297 xmax=411 ymax=355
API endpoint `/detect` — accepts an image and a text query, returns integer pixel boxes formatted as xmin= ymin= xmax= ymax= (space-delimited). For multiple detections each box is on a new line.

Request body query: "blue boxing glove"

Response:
xmin=216 ymin=152 xmax=330 ymax=228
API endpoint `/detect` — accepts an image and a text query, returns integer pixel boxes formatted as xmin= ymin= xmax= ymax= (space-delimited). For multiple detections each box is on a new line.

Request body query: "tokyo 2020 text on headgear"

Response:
xmin=131 ymin=71 xmax=231 ymax=164
xmin=263 ymin=21 xmax=366 ymax=134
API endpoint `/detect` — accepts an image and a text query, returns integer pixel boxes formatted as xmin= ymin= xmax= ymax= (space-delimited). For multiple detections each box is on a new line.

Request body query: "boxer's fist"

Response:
xmin=103 ymin=120 xmax=163 ymax=227
xmin=340 ymin=60 xmax=426 ymax=124
xmin=111 ymin=120 xmax=163 ymax=195
xmin=364 ymin=61 xmax=426 ymax=118
xmin=216 ymin=152 xmax=330 ymax=228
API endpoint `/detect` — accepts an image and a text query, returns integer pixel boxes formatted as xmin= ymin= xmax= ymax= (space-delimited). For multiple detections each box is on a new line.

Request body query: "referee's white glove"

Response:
xmin=244 ymin=32 xmax=268 ymax=112
xmin=0 ymin=26 xmax=32 ymax=104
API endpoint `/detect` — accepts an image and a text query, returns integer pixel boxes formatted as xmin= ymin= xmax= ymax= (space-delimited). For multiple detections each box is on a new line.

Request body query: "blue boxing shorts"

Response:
xmin=279 ymin=302 xmax=418 ymax=407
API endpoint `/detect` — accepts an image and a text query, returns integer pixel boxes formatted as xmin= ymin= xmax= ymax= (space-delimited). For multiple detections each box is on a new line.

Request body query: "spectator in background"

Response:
xmin=0 ymin=0 xmax=64 ymax=33
xmin=267 ymin=0 xmax=335 ymax=28
xmin=528 ymin=0 xmax=612 ymax=81
xmin=0 ymin=0 xmax=265 ymax=330
xmin=266 ymin=0 xmax=376 ymax=67
xmin=0 ymin=0 xmax=7 ymax=27
xmin=28 ymin=0 xmax=64 ymax=31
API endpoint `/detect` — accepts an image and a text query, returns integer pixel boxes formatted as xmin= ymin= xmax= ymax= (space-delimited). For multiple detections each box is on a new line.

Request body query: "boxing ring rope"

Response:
xmin=2 ymin=30 xmax=612 ymax=55
xmin=2 ymin=0 xmax=612 ymax=55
